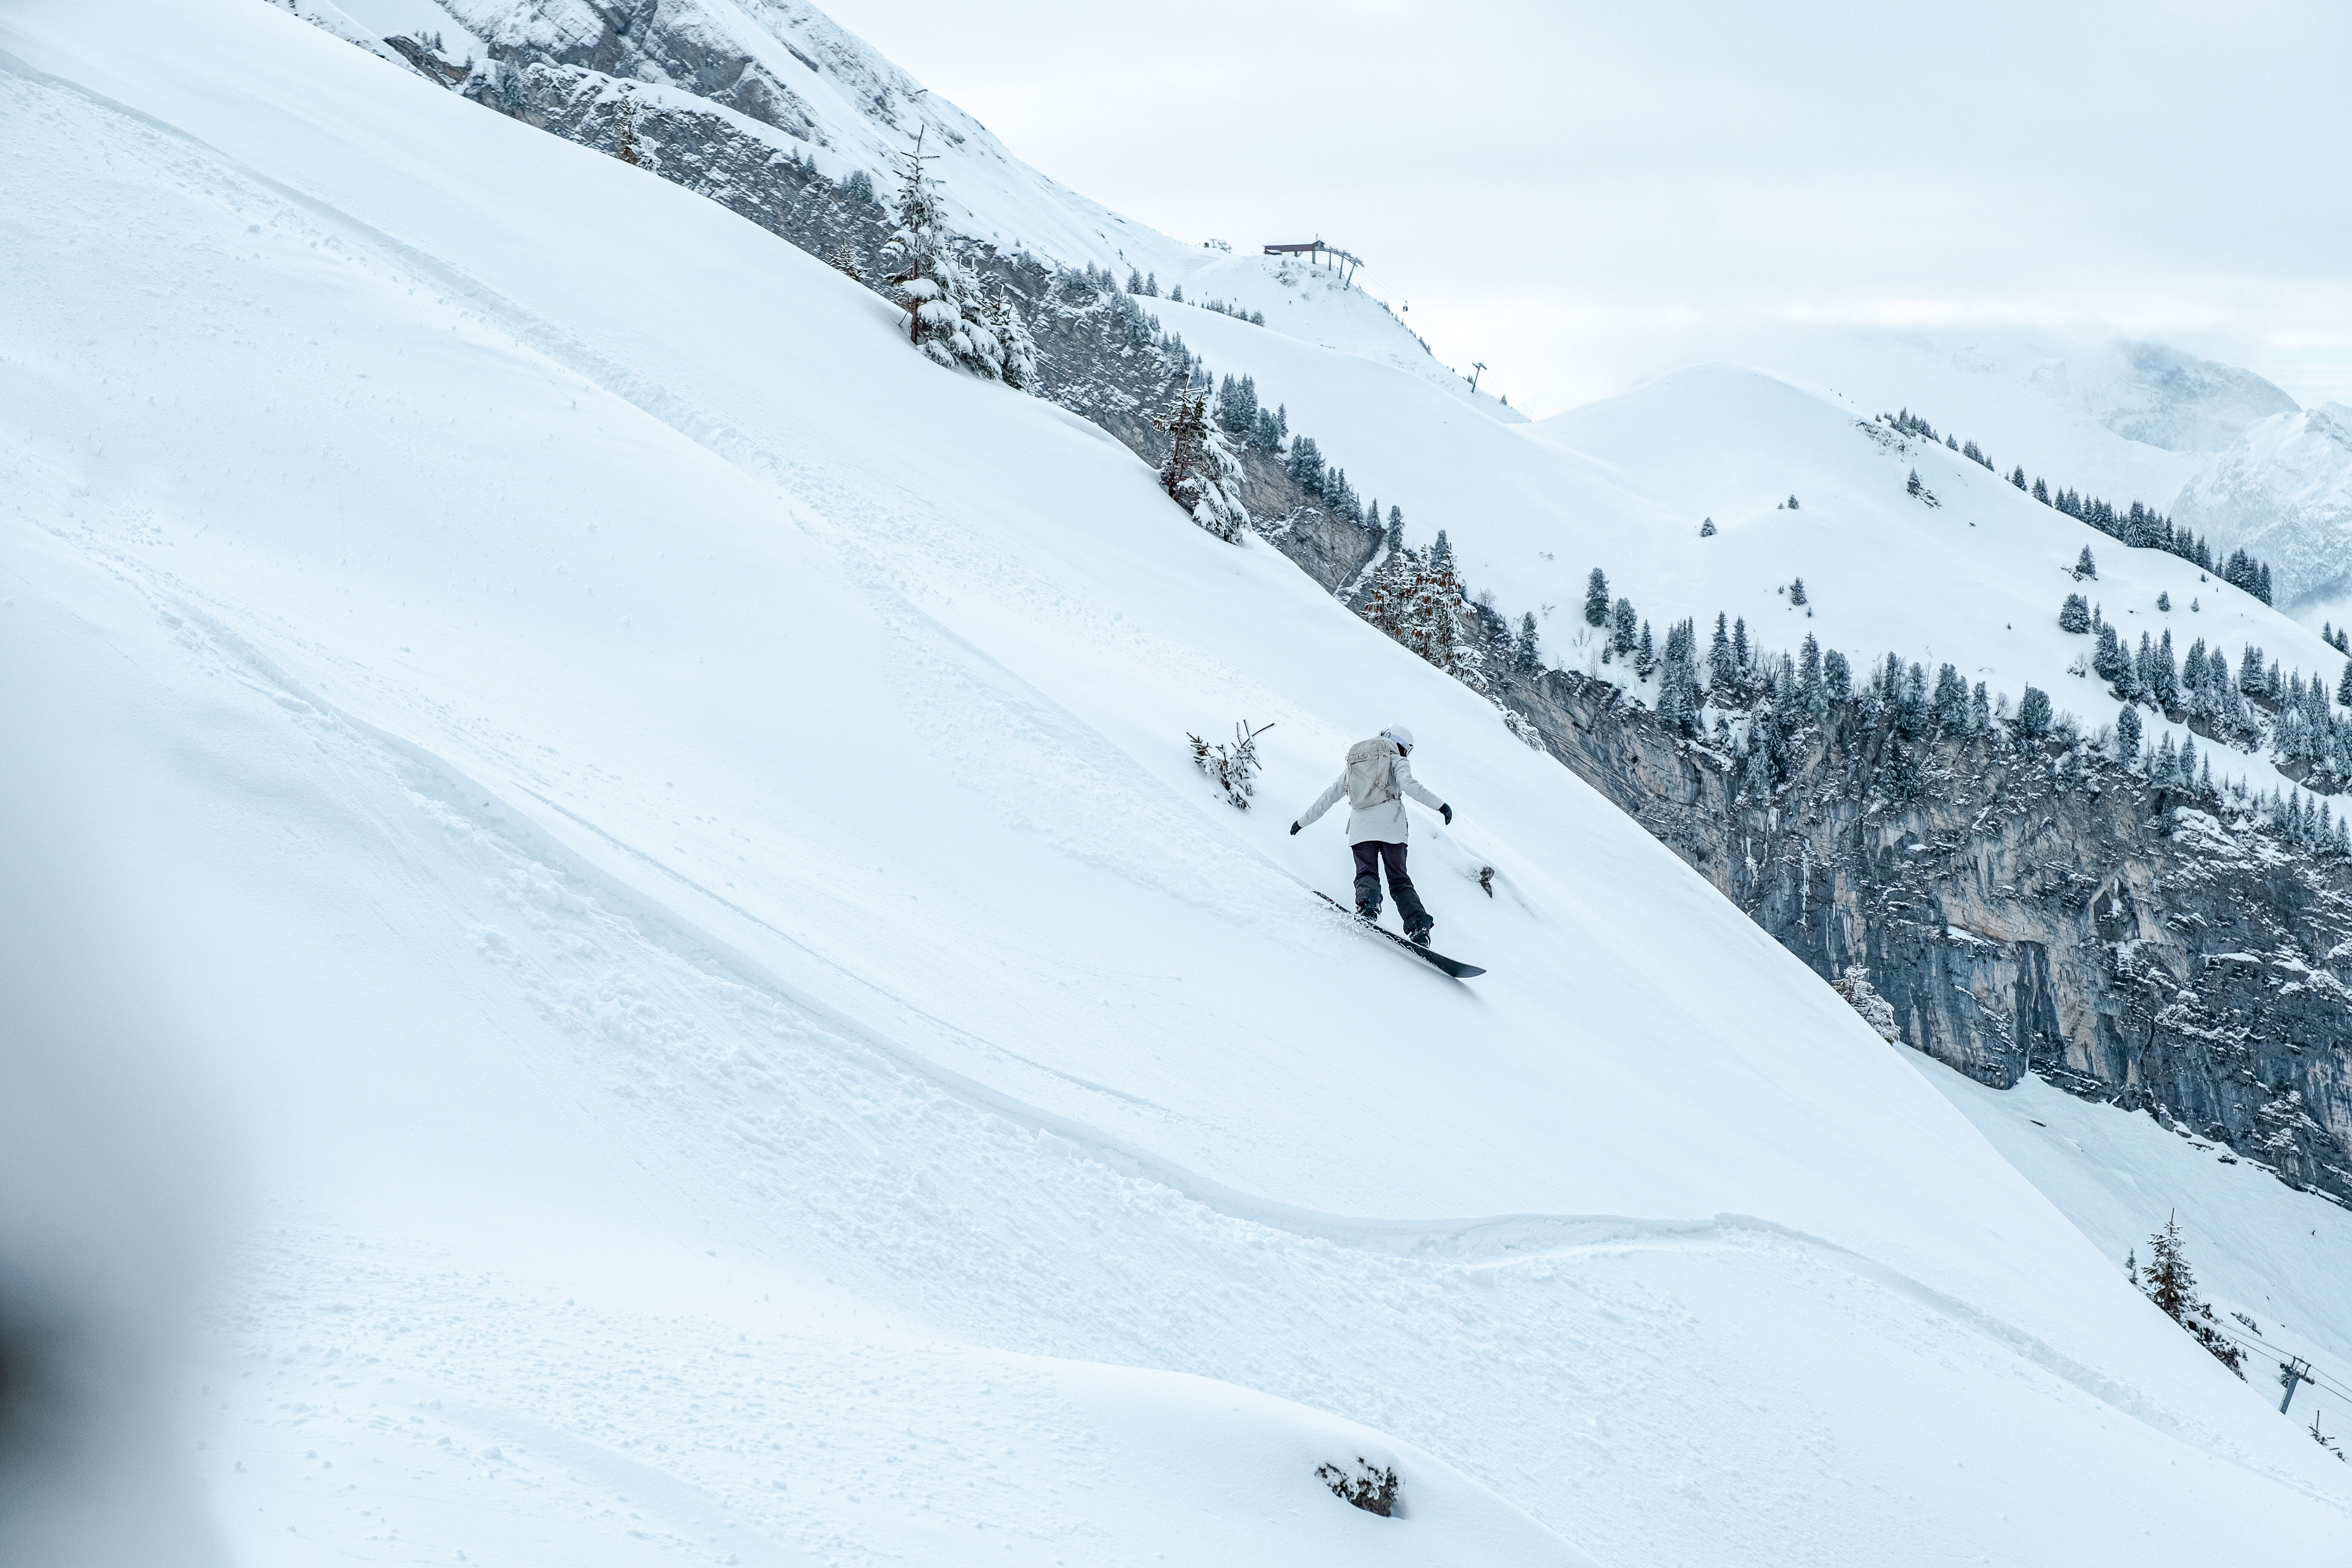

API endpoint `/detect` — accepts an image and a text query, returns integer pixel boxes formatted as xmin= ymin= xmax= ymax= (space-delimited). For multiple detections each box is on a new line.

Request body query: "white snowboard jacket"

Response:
xmin=1295 ymin=741 xmax=1447 ymax=844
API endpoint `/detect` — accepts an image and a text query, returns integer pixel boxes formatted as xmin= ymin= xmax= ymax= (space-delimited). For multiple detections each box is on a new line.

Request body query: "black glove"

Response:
xmin=1441 ymin=803 xmax=1453 ymax=825
xmin=1289 ymin=821 xmax=1302 ymax=836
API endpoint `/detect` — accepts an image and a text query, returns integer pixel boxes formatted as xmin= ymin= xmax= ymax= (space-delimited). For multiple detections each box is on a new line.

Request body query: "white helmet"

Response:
xmin=1381 ymin=726 xmax=1415 ymax=752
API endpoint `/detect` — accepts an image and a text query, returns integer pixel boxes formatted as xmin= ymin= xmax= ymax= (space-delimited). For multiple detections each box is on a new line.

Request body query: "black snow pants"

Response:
xmin=1352 ymin=840 xmax=1431 ymax=934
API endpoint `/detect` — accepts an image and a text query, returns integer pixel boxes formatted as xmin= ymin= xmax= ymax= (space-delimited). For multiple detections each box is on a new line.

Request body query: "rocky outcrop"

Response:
xmin=1494 ymin=665 xmax=2352 ymax=1200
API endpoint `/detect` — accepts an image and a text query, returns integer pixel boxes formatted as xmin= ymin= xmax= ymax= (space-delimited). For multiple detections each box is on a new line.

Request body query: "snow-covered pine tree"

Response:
xmin=1635 ymin=619 xmax=1656 ymax=679
xmin=825 ymin=241 xmax=864 ymax=281
xmin=2138 ymin=1213 xmax=2244 ymax=1376
xmin=1611 ymin=596 xmax=1638 ymax=656
xmin=1250 ymin=404 xmax=1287 ymax=454
xmin=1906 ymin=468 xmax=1923 ymax=497
xmin=1698 ymin=517 xmax=1717 ymax=537
xmin=1732 ymin=616 xmax=1751 ymax=673
xmin=1707 ymin=612 xmax=1736 ymax=692
xmin=2075 ymin=545 xmax=2097 ymax=579
xmin=1969 ymin=681 xmax=1991 ymax=733
xmin=2157 ymin=590 xmax=2171 ymax=612
xmin=1385 ymin=505 xmax=1404 ymax=554
xmin=1432 ymin=529 xmax=1455 ymax=571
xmin=2152 ymin=629 xmax=2179 ymax=712
xmin=1657 ymin=619 xmax=1701 ymax=735
xmin=612 ymin=92 xmax=643 ymax=166
xmin=2115 ymin=704 xmax=2141 ymax=763
xmin=1932 ymin=663 xmax=1968 ymax=732
xmin=2060 ymin=594 xmax=2091 ymax=634
xmin=2013 ymin=685 xmax=2053 ymax=745
xmin=2339 ymin=659 xmax=2352 ymax=708
xmin=1788 ymin=577 xmax=1808 ymax=607
xmin=1584 ymin=569 xmax=1611 ymax=627
xmin=1799 ymin=635 xmax=1825 ymax=715
xmin=1324 ymin=466 xmax=1359 ymax=519
xmin=1214 ymin=373 xmax=1258 ymax=436
xmin=1285 ymin=435 xmax=1326 ymax=496
xmin=1824 ymin=648 xmax=1853 ymax=704
xmin=879 ymin=130 xmax=998 ymax=379
xmin=1511 ymin=612 xmax=1541 ymax=676
xmin=1153 ymin=384 xmax=1248 ymax=542
xmin=983 ymin=284 xmax=1038 ymax=390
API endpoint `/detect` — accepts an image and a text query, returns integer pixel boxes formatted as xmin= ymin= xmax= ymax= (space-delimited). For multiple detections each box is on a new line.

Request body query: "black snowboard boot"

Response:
xmin=1357 ymin=898 xmax=1382 ymax=922
xmin=1407 ymin=917 xmax=1434 ymax=948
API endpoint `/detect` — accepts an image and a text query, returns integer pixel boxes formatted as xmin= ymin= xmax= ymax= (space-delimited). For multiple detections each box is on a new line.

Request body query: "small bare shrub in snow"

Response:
xmin=1188 ymin=721 xmax=1271 ymax=808
xmin=1833 ymin=966 xmax=1900 ymax=1041
xmin=1316 ymin=1458 xmax=1400 ymax=1517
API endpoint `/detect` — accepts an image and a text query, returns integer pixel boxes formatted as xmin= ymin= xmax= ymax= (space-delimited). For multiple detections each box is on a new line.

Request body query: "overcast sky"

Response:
xmin=821 ymin=0 xmax=2352 ymax=418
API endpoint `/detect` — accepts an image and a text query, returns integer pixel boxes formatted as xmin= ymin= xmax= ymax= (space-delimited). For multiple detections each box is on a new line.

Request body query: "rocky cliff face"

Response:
xmin=1491 ymin=665 xmax=2352 ymax=1202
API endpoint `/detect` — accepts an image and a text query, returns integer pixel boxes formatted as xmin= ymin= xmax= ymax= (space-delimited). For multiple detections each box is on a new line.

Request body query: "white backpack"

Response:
xmin=1343 ymin=737 xmax=1400 ymax=810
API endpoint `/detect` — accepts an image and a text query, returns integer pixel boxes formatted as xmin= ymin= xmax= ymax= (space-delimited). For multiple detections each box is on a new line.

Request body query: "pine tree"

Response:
xmin=2093 ymin=623 xmax=2126 ymax=685
xmin=2115 ymin=703 xmax=2141 ymax=762
xmin=1969 ymin=681 xmax=1991 ymax=733
xmin=612 ymin=91 xmax=643 ymax=166
xmin=2032 ymin=477 xmax=2050 ymax=504
xmin=1932 ymin=663 xmax=1968 ymax=732
xmin=1894 ymin=663 xmax=1930 ymax=739
xmin=2060 ymin=594 xmax=2091 ymax=634
xmin=2075 ymin=546 xmax=2097 ymax=579
xmin=1433 ymin=529 xmax=1454 ymax=571
xmin=1285 ymin=435 xmax=1326 ymax=496
xmin=1789 ymin=576 xmax=1808 ymax=607
xmin=1708 ymin=612 xmax=1736 ymax=692
xmin=1385 ymin=505 xmax=1404 ymax=554
xmin=2138 ymin=1213 xmax=2245 ymax=1376
xmin=2337 ymin=659 xmax=2352 ymax=709
xmin=1799 ymin=635 xmax=1825 ymax=715
xmin=1154 ymin=384 xmax=1248 ymax=542
xmin=1906 ymin=468 xmax=1924 ymax=497
xmin=1732 ymin=616 xmax=1751 ymax=672
xmin=879 ymin=130 xmax=999 ymax=378
xmin=1584 ymin=568 xmax=1611 ymax=628
xmin=1824 ymin=648 xmax=1853 ymax=704
xmin=1214 ymin=373 xmax=1259 ymax=436
xmin=2011 ymin=466 xmax=2028 ymax=489
xmin=983 ymin=284 xmax=1038 ymax=390
xmin=1611 ymin=596 xmax=1638 ymax=655
xmin=1658 ymin=619 xmax=1701 ymax=735
xmin=1698 ymin=517 xmax=1717 ymax=537
xmin=1635 ymin=620 xmax=1656 ymax=679
xmin=1512 ymin=612 xmax=1542 ymax=677
xmin=825 ymin=240 xmax=864 ymax=281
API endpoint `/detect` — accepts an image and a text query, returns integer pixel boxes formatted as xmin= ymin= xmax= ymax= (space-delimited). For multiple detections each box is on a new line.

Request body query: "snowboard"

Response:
xmin=1315 ymin=891 xmax=1486 ymax=979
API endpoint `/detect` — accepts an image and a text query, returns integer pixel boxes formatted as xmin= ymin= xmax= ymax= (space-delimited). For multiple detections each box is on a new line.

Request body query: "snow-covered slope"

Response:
xmin=6 ymin=1 xmax=2352 ymax=1564
xmin=2176 ymin=404 xmax=2352 ymax=617
xmin=1163 ymin=292 xmax=2350 ymax=801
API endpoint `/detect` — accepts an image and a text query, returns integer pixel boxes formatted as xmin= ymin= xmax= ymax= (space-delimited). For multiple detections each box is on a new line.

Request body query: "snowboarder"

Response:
xmin=1291 ymin=726 xmax=1452 ymax=945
